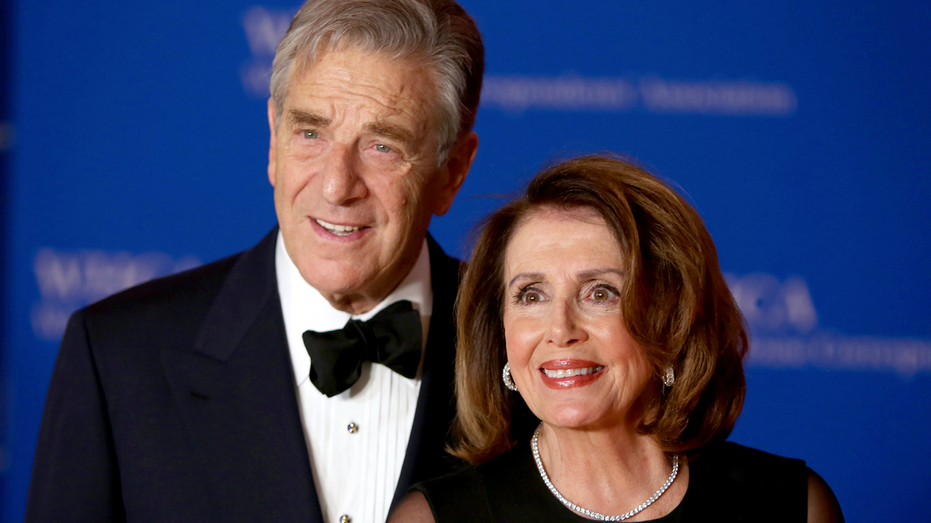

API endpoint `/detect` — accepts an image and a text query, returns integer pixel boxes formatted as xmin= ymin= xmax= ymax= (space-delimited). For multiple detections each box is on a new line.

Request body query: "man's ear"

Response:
xmin=267 ymin=98 xmax=278 ymax=187
xmin=434 ymin=131 xmax=479 ymax=216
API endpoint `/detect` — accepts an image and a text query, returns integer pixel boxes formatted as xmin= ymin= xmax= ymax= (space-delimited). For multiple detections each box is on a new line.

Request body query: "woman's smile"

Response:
xmin=539 ymin=359 xmax=606 ymax=388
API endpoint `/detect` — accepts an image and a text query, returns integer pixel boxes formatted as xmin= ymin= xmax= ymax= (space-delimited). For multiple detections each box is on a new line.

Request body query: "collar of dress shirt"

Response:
xmin=275 ymin=231 xmax=433 ymax=389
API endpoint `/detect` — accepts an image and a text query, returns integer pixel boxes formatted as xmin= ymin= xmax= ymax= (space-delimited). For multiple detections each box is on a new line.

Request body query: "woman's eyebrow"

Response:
xmin=508 ymin=272 xmax=544 ymax=288
xmin=577 ymin=268 xmax=625 ymax=280
xmin=507 ymin=268 xmax=624 ymax=288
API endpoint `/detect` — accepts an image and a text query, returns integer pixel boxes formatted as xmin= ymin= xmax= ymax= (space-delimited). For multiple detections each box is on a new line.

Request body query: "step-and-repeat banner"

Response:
xmin=6 ymin=1 xmax=931 ymax=520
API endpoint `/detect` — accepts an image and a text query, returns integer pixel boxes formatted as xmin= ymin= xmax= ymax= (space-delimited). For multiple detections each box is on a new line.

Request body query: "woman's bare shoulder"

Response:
xmin=807 ymin=468 xmax=844 ymax=523
xmin=388 ymin=491 xmax=436 ymax=523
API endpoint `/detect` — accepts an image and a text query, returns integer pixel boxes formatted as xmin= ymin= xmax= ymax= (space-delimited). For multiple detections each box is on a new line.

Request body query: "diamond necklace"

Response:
xmin=531 ymin=423 xmax=679 ymax=521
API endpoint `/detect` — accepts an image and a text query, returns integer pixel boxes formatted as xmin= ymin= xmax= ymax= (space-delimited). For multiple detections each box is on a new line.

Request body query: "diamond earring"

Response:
xmin=502 ymin=362 xmax=519 ymax=392
xmin=663 ymin=366 xmax=675 ymax=388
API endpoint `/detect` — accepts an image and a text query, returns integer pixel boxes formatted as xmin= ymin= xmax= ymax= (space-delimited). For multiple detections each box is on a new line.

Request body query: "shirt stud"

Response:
xmin=347 ymin=422 xmax=358 ymax=434
xmin=339 ymin=515 xmax=352 ymax=523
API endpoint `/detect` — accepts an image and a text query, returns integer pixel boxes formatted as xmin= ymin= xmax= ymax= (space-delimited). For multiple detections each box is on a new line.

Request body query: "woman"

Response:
xmin=390 ymin=155 xmax=843 ymax=522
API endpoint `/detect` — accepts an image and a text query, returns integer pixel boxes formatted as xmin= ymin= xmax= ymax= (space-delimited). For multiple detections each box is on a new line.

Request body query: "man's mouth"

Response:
xmin=541 ymin=365 xmax=605 ymax=378
xmin=315 ymin=219 xmax=364 ymax=237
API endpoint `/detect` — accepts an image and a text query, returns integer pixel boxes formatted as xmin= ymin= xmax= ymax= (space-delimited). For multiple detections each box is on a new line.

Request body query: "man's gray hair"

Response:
xmin=270 ymin=0 xmax=484 ymax=159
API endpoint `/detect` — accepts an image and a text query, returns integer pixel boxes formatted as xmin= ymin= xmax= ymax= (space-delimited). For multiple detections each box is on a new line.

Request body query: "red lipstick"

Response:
xmin=539 ymin=359 xmax=605 ymax=389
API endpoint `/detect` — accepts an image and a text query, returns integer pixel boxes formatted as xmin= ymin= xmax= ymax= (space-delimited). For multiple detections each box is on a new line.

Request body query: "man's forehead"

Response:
xmin=281 ymin=49 xmax=440 ymax=148
xmin=289 ymin=45 xmax=434 ymax=93
xmin=289 ymin=49 xmax=435 ymax=105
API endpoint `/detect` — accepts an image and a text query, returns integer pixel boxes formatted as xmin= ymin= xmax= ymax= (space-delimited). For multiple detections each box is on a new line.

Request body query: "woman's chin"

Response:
xmin=537 ymin=406 xmax=614 ymax=431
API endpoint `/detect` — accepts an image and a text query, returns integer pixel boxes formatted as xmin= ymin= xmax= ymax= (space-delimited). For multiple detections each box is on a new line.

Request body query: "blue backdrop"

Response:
xmin=5 ymin=1 xmax=931 ymax=521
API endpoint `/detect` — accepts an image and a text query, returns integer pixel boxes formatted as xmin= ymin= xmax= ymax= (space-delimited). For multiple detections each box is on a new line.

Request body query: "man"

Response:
xmin=25 ymin=1 xmax=483 ymax=521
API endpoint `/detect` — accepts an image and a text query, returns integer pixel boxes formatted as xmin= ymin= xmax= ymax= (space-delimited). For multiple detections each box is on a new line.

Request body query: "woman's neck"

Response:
xmin=535 ymin=422 xmax=689 ymax=521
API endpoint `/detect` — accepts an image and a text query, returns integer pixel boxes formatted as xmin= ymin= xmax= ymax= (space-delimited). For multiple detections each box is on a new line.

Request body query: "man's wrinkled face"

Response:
xmin=267 ymin=46 xmax=475 ymax=312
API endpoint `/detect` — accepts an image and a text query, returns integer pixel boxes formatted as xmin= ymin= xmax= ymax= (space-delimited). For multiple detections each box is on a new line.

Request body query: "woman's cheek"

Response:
xmin=504 ymin=316 xmax=542 ymax=366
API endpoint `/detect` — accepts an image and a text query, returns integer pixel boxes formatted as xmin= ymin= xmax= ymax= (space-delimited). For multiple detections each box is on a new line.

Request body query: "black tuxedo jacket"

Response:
xmin=26 ymin=228 xmax=464 ymax=522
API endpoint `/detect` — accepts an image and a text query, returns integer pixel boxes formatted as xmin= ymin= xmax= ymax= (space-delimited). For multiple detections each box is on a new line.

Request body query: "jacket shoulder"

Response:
xmin=84 ymin=251 xmax=241 ymax=318
xmin=71 ymin=249 xmax=252 ymax=354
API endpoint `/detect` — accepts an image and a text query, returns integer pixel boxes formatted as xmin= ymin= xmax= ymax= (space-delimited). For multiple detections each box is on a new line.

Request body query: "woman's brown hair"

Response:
xmin=452 ymin=154 xmax=748 ymax=463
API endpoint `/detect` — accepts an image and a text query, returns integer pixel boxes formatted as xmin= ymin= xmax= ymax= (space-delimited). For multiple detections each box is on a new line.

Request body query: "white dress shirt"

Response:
xmin=275 ymin=232 xmax=431 ymax=523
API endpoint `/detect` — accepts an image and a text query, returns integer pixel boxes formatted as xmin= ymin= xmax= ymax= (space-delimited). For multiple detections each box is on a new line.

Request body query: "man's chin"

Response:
xmin=296 ymin=263 xmax=386 ymax=309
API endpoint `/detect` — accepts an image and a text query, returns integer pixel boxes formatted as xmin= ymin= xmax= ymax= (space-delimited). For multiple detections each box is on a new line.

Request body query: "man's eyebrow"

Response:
xmin=288 ymin=109 xmax=330 ymax=128
xmin=365 ymin=121 xmax=416 ymax=147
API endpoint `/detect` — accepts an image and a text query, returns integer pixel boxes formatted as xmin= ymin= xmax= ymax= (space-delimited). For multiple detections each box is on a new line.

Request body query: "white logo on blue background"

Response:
xmin=32 ymin=248 xmax=201 ymax=341
xmin=237 ymin=6 xmax=797 ymax=117
xmin=727 ymin=272 xmax=931 ymax=377
xmin=482 ymin=75 xmax=797 ymax=116
xmin=240 ymin=6 xmax=297 ymax=98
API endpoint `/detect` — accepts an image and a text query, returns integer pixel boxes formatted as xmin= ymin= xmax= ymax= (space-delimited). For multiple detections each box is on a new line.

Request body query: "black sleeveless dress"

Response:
xmin=412 ymin=441 xmax=809 ymax=522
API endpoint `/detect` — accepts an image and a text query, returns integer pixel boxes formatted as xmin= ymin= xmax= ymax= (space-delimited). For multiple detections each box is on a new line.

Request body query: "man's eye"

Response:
xmin=302 ymin=130 xmax=319 ymax=139
xmin=374 ymin=144 xmax=392 ymax=153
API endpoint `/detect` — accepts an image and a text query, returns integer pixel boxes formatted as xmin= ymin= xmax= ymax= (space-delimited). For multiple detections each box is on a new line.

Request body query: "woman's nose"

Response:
xmin=547 ymin=300 xmax=587 ymax=347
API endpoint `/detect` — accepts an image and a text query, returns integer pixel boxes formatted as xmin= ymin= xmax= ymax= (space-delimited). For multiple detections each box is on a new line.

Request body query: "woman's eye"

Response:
xmin=515 ymin=287 xmax=543 ymax=305
xmin=302 ymin=130 xmax=319 ymax=139
xmin=588 ymin=285 xmax=619 ymax=302
xmin=374 ymin=144 xmax=392 ymax=153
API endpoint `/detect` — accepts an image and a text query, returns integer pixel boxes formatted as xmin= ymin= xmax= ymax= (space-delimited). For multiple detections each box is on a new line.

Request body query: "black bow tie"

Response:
xmin=302 ymin=300 xmax=423 ymax=397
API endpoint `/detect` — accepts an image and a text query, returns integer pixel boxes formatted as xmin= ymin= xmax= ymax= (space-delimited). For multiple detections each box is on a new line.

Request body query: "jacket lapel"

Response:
xmin=392 ymin=235 xmax=465 ymax=506
xmin=161 ymin=229 xmax=324 ymax=522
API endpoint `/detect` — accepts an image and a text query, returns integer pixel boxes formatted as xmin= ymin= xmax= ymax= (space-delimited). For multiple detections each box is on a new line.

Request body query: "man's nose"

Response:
xmin=547 ymin=300 xmax=587 ymax=347
xmin=321 ymin=145 xmax=368 ymax=206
